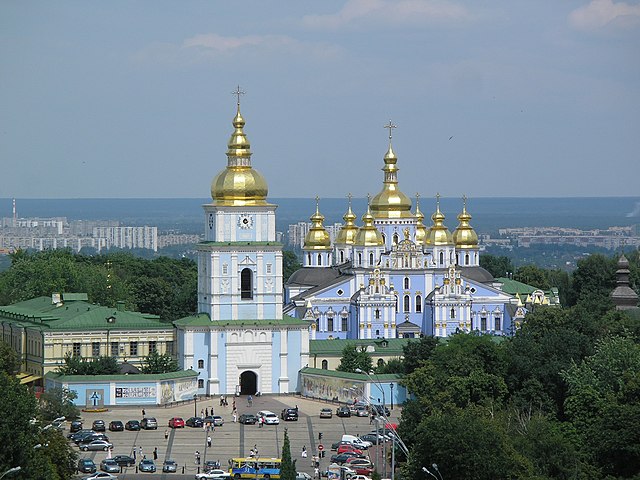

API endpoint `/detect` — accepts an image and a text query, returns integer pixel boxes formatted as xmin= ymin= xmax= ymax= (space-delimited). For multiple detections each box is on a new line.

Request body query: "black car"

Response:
xmin=77 ymin=458 xmax=97 ymax=473
xmin=70 ymin=420 xmax=84 ymax=433
xmin=238 ymin=413 xmax=257 ymax=425
xmin=92 ymin=420 xmax=106 ymax=432
xmin=360 ymin=433 xmax=384 ymax=445
xmin=112 ymin=455 xmax=136 ymax=467
xmin=69 ymin=429 xmax=94 ymax=440
xmin=336 ymin=406 xmax=351 ymax=417
xmin=185 ymin=416 xmax=204 ymax=428
xmin=330 ymin=453 xmax=362 ymax=464
xmin=281 ymin=408 xmax=299 ymax=421
xmin=73 ymin=431 xmax=101 ymax=444
xmin=125 ymin=420 xmax=141 ymax=431
xmin=108 ymin=420 xmax=124 ymax=432
xmin=371 ymin=404 xmax=390 ymax=417
xmin=78 ymin=433 xmax=109 ymax=445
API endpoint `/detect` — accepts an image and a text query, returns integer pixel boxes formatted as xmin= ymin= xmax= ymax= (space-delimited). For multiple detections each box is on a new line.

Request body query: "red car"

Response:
xmin=337 ymin=445 xmax=363 ymax=456
xmin=168 ymin=417 xmax=185 ymax=428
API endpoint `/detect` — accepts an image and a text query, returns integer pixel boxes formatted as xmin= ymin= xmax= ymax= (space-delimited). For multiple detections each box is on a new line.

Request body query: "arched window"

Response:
xmin=241 ymin=268 xmax=253 ymax=299
xmin=481 ymin=317 xmax=487 ymax=330
xmin=465 ymin=253 xmax=470 ymax=265
xmin=404 ymin=277 xmax=410 ymax=289
xmin=307 ymin=253 xmax=311 ymax=264
xmin=369 ymin=252 xmax=374 ymax=266
xmin=439 ymin=251 xmax=444 ymax=265
xmin=315 ymin=318 xmax=320 ymax=331
xmin=327 ymin=316 xmax=334 ymax=331
xmin=450 ymin=307 xmax=456 ymax=319
xmin=375 ymin=309 xmax=380 ymax=319
xmin=393 ymin=233 xmax=399 ymax=244
xmin=341 ymin=315 xmax=348 ymax=331
xmin=321 ymin=360 xmax=328 ymax=370
xmin=358 ymin=253 xmax=362 ymax=266
xmin=197 ymin=359 xmax=204 ymax=369
xmin=403 ymin=295 xmax=410 ymax=312
xmin=375 ymin=329 xmax=380 ymax=337
xmin=381 ymin=233 xmax=386 ymax=245
xmin=198 ymin=379 xmax=204 ymax=389
xmin=377 ymin=358 xmax=384 ymax=368
xmin=415 ymin=295 xmax=422 ymax=313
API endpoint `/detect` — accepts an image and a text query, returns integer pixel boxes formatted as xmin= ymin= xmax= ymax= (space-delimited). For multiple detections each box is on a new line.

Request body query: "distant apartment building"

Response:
xmin=498 ymin=226 xmax=640 ymax=249
xmin=157 ymin=233 xmax=202 ymax=248
xmin=93 ymin=226 xmax=158 ymax=251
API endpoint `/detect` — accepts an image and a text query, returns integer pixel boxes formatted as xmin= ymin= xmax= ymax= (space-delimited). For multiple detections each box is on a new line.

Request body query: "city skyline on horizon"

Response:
xmin=1 ymin=1 xmax=639 ymax=199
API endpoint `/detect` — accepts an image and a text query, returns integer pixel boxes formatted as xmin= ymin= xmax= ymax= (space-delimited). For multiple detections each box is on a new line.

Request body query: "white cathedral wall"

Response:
xmin=225 ymin=339 xmax=273 ymax=395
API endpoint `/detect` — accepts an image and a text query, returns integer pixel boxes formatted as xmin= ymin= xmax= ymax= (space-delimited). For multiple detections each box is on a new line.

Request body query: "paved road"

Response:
xmin=72 ymin=394 xmax=401 ymax=478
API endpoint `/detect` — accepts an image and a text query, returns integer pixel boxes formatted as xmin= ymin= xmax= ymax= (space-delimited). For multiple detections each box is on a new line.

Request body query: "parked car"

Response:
xmin=125 ymin=420 xmax=141 ymax=431
xmin=238 ymin=413 xmax=257 ymax=425
xmin=355 ymin=406 xmax=369 ymax=417
xmin=168 ymin=417 xmax=185 ymax=428
xmin=257 ymin=410 xmax=279 ymax=424
xmin=296 ymin=473 xmax=313 ymax=480
xmin=79 ymin=440 xmax=113 ymax=451
xmin=330 ymin=453 xmax=362 ymax=464
xmin=138 ymin=459 xmax=156 ymax=472
xmin=70 ymin=429 xmax=94 ymax=441
xmin=80 ymin=473 xmax=117 ymax=480
xmin=141 ymin=417 xmax=158 ymax=430
xmin=70 ymin=420 xmax=84 ymax=433
xmin=350 ymin=475 xmax=372 ymax=480
xmin=100 ymin=459 xmax=120 ymax=473
xmin=91 ymin=420 xmax=106 ymax=432
xmin=195 ymin=469 xmax=231 ymax=479
xmin=203 ymin=460 xmax=221 ymax=473
xmin=320 ymin=408 xmax=333 ymax=418
xmin=111 ymin=455 xmax=135 ymax=467
xmin=162 ymin=459 xmax=178 ymax=473
xmin=281 ymin=408 xmax=299 ymax=421
xmin=108 ymin=420 xmax=124 ymax=432
xmin=349 ymin=401 xmax=368 ymax=414
xmin=77 ymin=458 xmax=97 ymax=473
xmin=77 ymin=433 xmax=109 ymax=445
xmin=336 ymin=406 xmax=351 ymax=417
xmin=370 ymin=404 xmax=390 ymax=417
xmin=360 ymin=433 xmax=385 ymax=445
xmin=186 ymin=416 xmax=204 ymax=428
xmin=337 ymin=444 xmax=363 ymax=455
xmin=211 ymin=415 xmax=224 ymax=426
xmin=346 ymin=458 xmax=374 ymax=468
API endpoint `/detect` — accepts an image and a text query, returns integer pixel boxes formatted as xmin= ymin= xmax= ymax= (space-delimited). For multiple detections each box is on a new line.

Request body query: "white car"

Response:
xmin=195 ymin=469 xmax=231 ymax=479
xmin=296 ymin=473 xmax=313 ymax=480
xmin=257 ymin=410 xmax=280 ymax=425
xmin=350 ymin=476 xmax=372 ymax=480
xmin=81 ymin=473 xmax=117 ymax=480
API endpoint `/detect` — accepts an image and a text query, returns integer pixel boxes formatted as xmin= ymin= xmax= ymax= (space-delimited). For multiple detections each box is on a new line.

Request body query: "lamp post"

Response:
xmin=423 ymin=466 xmax=438 ymax=480
xmin=432 ymin=463 xmax=444 ymax=480
xmin=0 ymin=467 xmax=21 ymax=479
xmin=390 ymin=383 xmax=394 ymax=410
xmin=194 ymin=393 xmax=198 ymax=418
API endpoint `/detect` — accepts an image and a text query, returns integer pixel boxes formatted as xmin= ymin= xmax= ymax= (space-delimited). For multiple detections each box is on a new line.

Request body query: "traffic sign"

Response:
xmin=318 ymin=444 xmax=324 ymax=451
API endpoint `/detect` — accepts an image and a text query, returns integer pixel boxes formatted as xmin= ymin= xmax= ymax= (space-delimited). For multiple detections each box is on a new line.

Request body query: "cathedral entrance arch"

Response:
xmin=239 ymin=370 xmax=258 ymax=395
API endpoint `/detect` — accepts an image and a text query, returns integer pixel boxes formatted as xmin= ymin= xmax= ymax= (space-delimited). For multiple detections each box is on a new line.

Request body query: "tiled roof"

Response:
xmin=173 ymin=313 xmax=308 ymax=328
xmin=45 ymin=369 xmax=198 ymax=382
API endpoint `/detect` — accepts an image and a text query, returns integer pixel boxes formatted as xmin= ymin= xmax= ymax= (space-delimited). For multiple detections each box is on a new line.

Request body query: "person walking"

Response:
xmin=301 ymin=446 xmax=307 ymax=458
xmin=248 ymin=395 xmax=252 ymax=407
xmin=195 ymin=450 xmax=200 ymax=465
xmin=138 ymin=446 xmax=143 ymax=458
xmin=132 ymin=446 xmax=136 ymax=461
xmin=142 ymin=408 xmax=146 ymax=417
xmin=207 ymin=435 xmax=212 ymax=448
xmin=205 ymin=407 xmax=209 ymax=417
xmin=232 ymin=410 xmax=237 ymax=423
xmin=164 ymin=429 xmax=169 ymax=440
xmin=314 ymin=466 xmax=319 ymax=479
xmin=153 ymin=447 xmax=158 ymax=461
xmin=258 ymin=416 xmax=263 ymax=428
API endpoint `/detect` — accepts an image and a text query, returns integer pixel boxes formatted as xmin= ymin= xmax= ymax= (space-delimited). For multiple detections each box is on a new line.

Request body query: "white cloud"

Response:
xmin=569 ymin=0 xmax=640 ymax=31
xmin=182 ymin=33 xmax=296 ymax=52
xmin=302 ymin=0 xmax=473 ymax=29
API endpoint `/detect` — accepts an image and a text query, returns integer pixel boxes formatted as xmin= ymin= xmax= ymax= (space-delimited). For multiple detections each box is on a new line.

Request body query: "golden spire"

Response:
xmin=355 ymin=194 xmax=385 ymax=246
xmin=453 ymin=195 xmax=478 ymax=248
xmin=335 ymin=193 xmax=359 ymax=245
xmin=210 ymin=86 xmax=269 ymax=205
xmin=427 ymin=193 xmax=454 ymax=246
xmin=414 ymin=193 xmax=428 ymax=245
xmin=370 ymin=121 xmax=412 ymax=219
xmin=304 ymin=196 xmax=331 ymax=250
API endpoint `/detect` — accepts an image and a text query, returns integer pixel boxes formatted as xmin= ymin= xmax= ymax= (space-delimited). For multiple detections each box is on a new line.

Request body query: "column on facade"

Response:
xmin=208 ymin=329 xmax=219 ymax=395
xmin=279 ymin=328 xmax=289 ymax=393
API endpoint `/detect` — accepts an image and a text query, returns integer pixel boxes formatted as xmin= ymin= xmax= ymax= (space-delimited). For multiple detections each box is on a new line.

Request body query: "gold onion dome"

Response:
xmin=414 ymin=194 xmax=428 ymax=245
xmin=370 ymin=121 xmax=413 ymax=219
xmin=211 ymin=91 xmax=269 ymax=206
xmin=427 ymin=194 xmax=454 ymax=246
xmin=355 ymin=198 xmax=385 ymax=246
xmin=335 ymin=194 xmax=359 ymax=245
xmin=304 ymin=197 xmax=331 ymax=250
xmin=453 ymin=196 xmax=478 ymax=249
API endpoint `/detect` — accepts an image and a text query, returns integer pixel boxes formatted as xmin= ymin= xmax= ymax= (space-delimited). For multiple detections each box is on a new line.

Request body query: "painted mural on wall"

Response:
xmin=301 ymin=373 xmax=365 ymax=403
xmin=161 ymin=377 xmax=197 ymax=404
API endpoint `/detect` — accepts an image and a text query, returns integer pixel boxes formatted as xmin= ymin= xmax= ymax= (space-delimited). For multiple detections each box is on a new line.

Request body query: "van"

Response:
xmin=341 ymin=434 xmax=372 ymax=449
xmin=141 ymin=417 xmax=158 ymax=430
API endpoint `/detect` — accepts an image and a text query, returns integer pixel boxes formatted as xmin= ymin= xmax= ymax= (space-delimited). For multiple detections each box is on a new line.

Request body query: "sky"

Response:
xmin=1 ymin=0 xmax=639 ymax=199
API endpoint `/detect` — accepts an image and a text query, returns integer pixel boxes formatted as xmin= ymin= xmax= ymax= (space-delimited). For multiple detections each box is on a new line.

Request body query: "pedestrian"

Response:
xmin=205 ymin=407 xmax=209 ymax=417
xmin=258 ymin=416 xmax=263 ymax=428
xmin=132 ymin=446 xmax=137 ymax=461
xmin=164 ymin=429 xmax=169 ymax=440
xmin=200 ymin=408 xmax=204 ymax=418
xmin=248 ymin=395 xmax=252 ymax=406
xmin=142 ymin=408 xmax=146 ymax=416
xmin=153 ymin=447 xmax=158 ymax=460
xmin=207 ymin=435 xmax=212 ymax=448
xmin=233 ymin=410 xmax=237 ymax=423
xmin=301 ymin=446 xmax=307 ymax=458
xmin=139 ymin=446 xmax=143 ymax=458
xmin=314 ymin=466 xmax=319 ymax=479
xmin=370 ymin=413 xmax=375 ymax=425
xmin=220 ymin=394 xmax=224 ymax=406
xmin=232 ymin=399 xmax=236 ymax=410
xmin=195 ymin=450 xmax=200 ymax=465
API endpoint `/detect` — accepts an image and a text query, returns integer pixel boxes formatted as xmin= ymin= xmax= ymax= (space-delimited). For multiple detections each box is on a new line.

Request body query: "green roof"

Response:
xmin=310 ymin=338 xmax=411 ymax=356
xmin=494 ymin=277 xmax=539 ymax=295
xmin=300 ymin=367 xmax=401 ymax=382
xmin=0 ymin=296 xmax=167 ymax=332
xmin=45 ymin=369 xmax=198 ymax=382
xmin=173 ymin=312 xmax=308 ymax=328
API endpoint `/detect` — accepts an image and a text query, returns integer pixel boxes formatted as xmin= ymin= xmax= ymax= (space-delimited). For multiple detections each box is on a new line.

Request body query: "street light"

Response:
xmin=432 ymin=463 xmax=444 ymax=480
xmin=423 ymin=466 xmax=438 ymax=480
xmin=194 ymin=393 xmax=198 ymax=417
xmin=0 ymin=467 xmax=20 ymax=479
xmin=390 ymin=383 xmax=394 ymax=410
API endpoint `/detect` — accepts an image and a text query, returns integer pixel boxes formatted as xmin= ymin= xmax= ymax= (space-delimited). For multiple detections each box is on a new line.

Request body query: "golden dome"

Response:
xmin=370 ymin=122 xmax=413 ymax=219
xmin=414 ymin=194 xmax=428 ymax=245
xmin=211 ymin=98 xmax=269 ymax=206
xmin=335 ymin=194 xmax=359 ymax=245
xmin=355 ymin=199 xmax=385 ymax=246
xmin=453 ymin=196 xmax=478 ymax=249
xmin=427 ymin=194 xmax=454 ymax=246
xmin=304 ymin=197 xmax=332 ymax=250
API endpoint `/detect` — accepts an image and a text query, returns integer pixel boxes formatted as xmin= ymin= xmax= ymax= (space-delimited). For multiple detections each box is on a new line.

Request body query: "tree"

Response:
xmin=567 ymin=254 xmax=616 ymax=306
xmin=336 ymin=344 xmax=373 ymax=374
xmin=141 ymin=351 xmax=179 ymax=374
xmin=56 ymin=353 xmax=119 ymax=376
xmin=280 ymin=428 xmax=297 ymax=480
xmin=401 ymin=336 xmax=439 ymax=374
xmin=283 ymin=250 xmax=302 ymax=284
xmin=39 ymin=387 xmax=80 ymax=422
xmin=480 ymin=254 xmax=514 ymax=279
xmin=514 ymin=264 xmax=550 ymax=290
xmin=0 ymin=339 xmax=19 ymax=375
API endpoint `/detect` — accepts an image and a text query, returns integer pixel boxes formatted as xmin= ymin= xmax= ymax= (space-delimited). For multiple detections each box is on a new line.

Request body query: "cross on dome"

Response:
xmin=384 ymin=120 xmax=397 ymax=140
xmin=232 ymin=85 xmax=245 ymax=106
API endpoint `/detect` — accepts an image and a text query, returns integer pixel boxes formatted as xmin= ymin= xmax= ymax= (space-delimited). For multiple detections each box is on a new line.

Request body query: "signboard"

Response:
xmin=86 ymin=389 xmax=105 ymax=408
xmin=115 ymin=386 xmax=156 ymax=399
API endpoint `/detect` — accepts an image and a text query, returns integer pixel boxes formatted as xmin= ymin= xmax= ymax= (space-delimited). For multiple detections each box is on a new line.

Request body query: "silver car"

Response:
xmin=80 ymin=440 xmax=113 ymax=451
xmin=100 ymin=459 xmax=120 ymax=473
